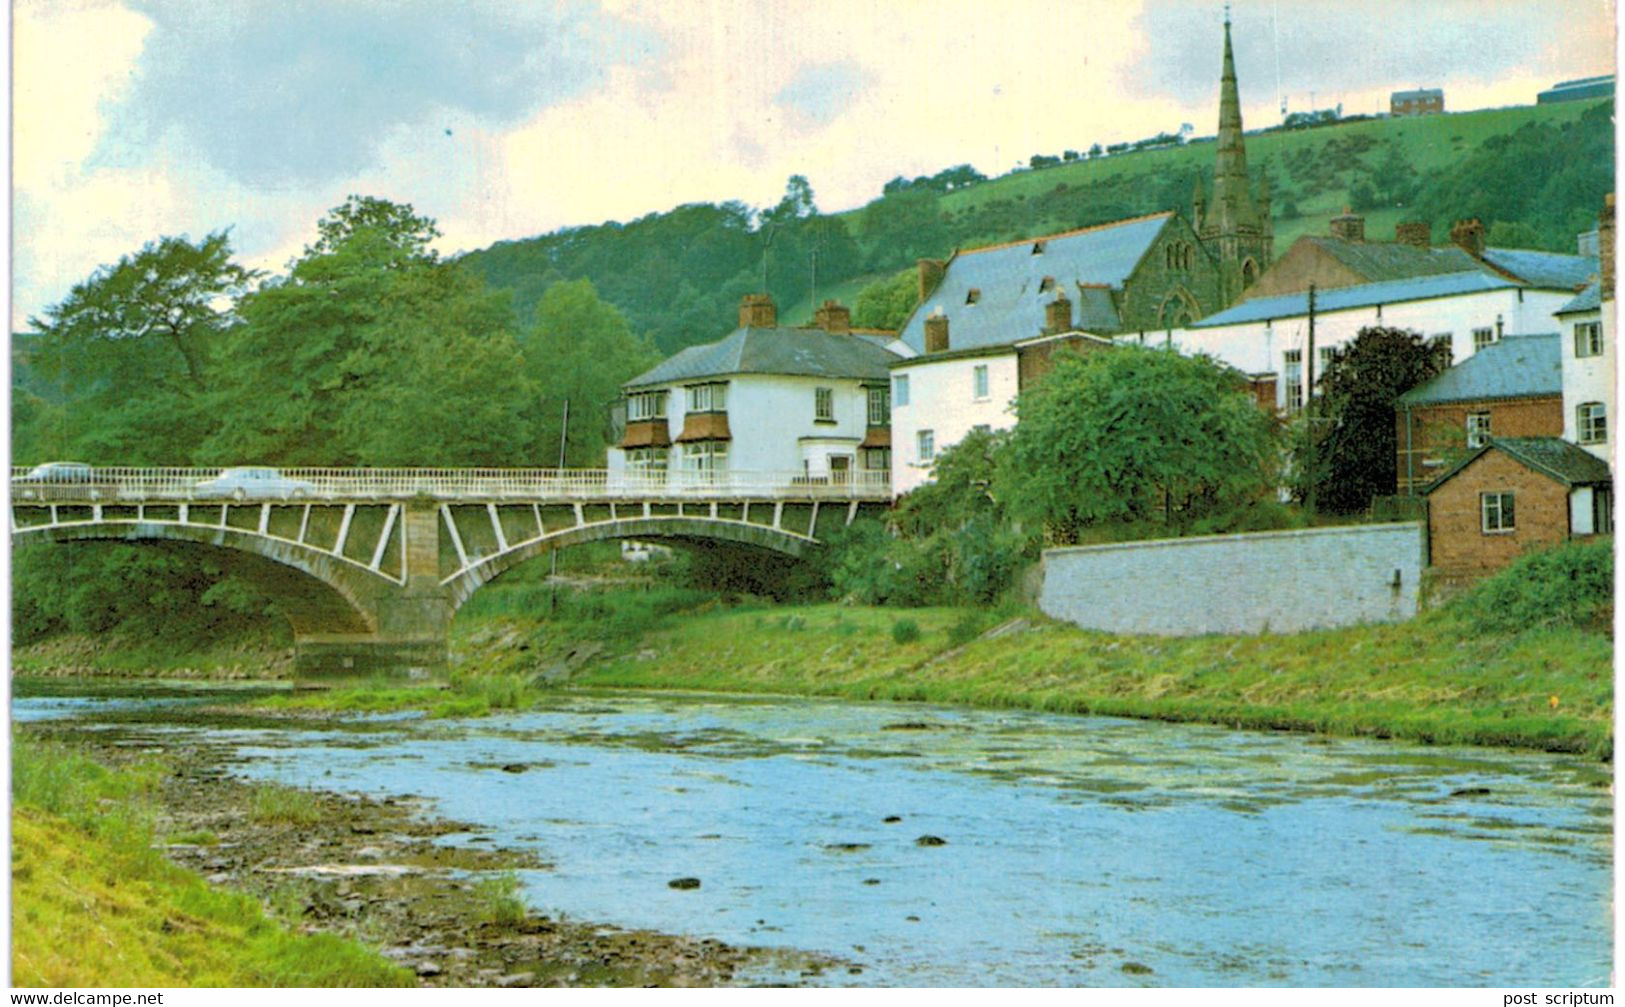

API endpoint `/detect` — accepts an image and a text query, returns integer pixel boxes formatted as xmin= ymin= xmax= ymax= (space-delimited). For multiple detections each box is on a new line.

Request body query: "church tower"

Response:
xmin=1194 ymin=12 xmax=1272 ymax=305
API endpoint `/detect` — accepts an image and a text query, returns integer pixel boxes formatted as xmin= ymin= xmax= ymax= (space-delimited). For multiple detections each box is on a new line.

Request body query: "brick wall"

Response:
xmin=1395 ymin=396 xmax=1562 ymax=493
xmin=1426 ymin=450 xmax=1571 ymax=576
xmin=1039 ymin=522 xmax=1425 ymax=636
xmin=1016 ymin=335 xmax=1113 ymax=389
xmin=1243 ymin=240 xmax=1365 ymax=300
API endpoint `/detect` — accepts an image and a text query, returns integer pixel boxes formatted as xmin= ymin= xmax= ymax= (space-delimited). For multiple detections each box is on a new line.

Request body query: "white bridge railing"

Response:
xmin=10 ymin=466 xmax=892 ymax=503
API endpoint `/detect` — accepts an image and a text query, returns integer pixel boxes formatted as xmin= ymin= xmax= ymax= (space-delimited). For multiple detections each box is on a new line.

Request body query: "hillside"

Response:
xmin=460 ymin=98 xmax=1612 ymax=353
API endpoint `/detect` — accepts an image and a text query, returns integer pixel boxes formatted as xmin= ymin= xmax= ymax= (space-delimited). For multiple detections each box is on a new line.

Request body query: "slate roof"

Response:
xmin=1557 ymin=280 xmax=1603 ymax=315
xmin=1397 ymin=333 xmax=1561 ymax=406
xmin=1425 ymin=436 xmax=1614 ymax=493
xmin=1478 ymin=248 xmax=1598 ymax=289
xmin=624 ymin=326 xmax=903 ymax=389
xmin=896 ymin=212 xmax=1172 ymax=353
xmin=1192 ymin=270 xmax=1514 ymax=327
xmin=1301 ymin=236 xmax=1480 ymax=283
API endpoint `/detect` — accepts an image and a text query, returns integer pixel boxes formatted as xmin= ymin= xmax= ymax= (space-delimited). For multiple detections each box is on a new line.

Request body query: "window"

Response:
xmin=867 ymin=386 xmax=890 ymax=425
xmin=917 ymin=429 xmax=935 ymax=463
xmin=626 ymin=447 xmax=669 ymax=472
xmin=1318 ymin=346 xmax=1335 ymax=371
xmin=683 ymin=441 xmax=728 ymax=473
xmin=627 ymin=391 xmax=667 ymax=421
xmin=1481 ymin=491 xmax=1515 ymax=533
xmin=1031 ymin=241 xmax=1046 ymax=255
xmin=973 ymin=364 xmax=990 ymax=400
xmin=1472 ymin=327 xmax=1496 ymax=352
xmin=1283 ymin=349 xmax=1303 ymax=413
xmin=815 ymin=387 xmax=835 ymax=423
xmin=863 ymin=447 xmax=891 ymax=471
xmin=1466 ymin=412 xmax=1491 ymax=449
xmin=893 ymin=374 xmax=910 ymax=407
xmin=965 ymin=288 xmax=981 ymax=306
xmin=1575 ymin=321 xmax=1604 ymax=358
xmin=1038 ymin=276 xmax=1055 ymax=294
xmin=1578 ymin=402 xmax=1607 ymax=444
xmin=686 ymin=382 xmax=727 ymax=412
xmin=1595 ymin=488 xmax=1615 ymax=535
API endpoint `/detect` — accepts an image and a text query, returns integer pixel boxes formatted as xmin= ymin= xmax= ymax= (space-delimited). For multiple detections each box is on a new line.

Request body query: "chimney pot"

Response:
xmin=1330 ymin=210 xmax=1365 ymax=243
xmin=917 ymin=258 xmax=946 ymax=304
xmin=1395 ymin=220 xmax=1431 ymax=249
xmin=924 ymin=308 xmax=950 ymax=353
xmin=1045 ymin=292 xmax=1073 ymax=335
xmin=739 ymin=293 xmax=776 ymax=329
xmin=1449 ymin=218 xmax=1487 ymax=257
xmin=1600 ymin=194 xmax=1615 ymax=300
xmin=813 ymin=298 xmax=851 ymax=335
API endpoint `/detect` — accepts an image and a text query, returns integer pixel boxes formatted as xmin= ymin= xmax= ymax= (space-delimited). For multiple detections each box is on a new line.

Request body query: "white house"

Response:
xmin=1556 ymin=279 xmax=1613 ymax=464
xmin=610 ymin=295 xmax=907 ymax=489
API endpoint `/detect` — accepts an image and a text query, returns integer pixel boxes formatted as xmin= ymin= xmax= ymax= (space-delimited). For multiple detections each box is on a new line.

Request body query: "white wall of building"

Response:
xmin=1176 ymin=287 xmax=1577 ymax=409
xmin=1559 ymin=305 xmax=1615 ymax=463
xmin=889 ymin=351 xmax=1019 ymax=496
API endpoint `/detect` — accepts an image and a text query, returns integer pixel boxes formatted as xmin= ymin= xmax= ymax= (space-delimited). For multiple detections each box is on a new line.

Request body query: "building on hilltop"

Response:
xmin=1389 ymin=88 xmax=1444 ymax=116
xmin=610 ymin=294 xmax=907 ymax=488
xmin=1395 ymin=333 xmax=1563 ymax=495
xmin=1537 ymin=75 xmax=1615 ymax=104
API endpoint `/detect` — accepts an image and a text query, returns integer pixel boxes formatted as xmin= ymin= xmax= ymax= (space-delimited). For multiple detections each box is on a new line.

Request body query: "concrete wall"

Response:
xmin=1039 ymin=522 xmax=1425 ymax=636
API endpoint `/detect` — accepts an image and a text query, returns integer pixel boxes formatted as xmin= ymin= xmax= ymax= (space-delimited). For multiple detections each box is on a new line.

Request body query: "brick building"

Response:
xmin=1395 ymin=333 xmax=1563 ymax=494
xmin=1390 ymin=88 xmax=1444 ymax=116
xmin=1424 ymin=437 xmax=1612 ymax=579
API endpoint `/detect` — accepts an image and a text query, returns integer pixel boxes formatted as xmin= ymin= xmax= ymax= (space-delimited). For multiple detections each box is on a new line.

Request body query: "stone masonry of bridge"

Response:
xmin=12 ymin=470 xmax=886 ymax=678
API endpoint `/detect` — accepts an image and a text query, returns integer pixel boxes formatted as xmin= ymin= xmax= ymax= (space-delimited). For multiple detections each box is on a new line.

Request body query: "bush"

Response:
xmin=947 ymin=613 xmax=988 ymax=647
xmin=1454 ymin=539 xmax=1613 ymax=634
xmin=891 ymin=619 xmax=921 ymax=644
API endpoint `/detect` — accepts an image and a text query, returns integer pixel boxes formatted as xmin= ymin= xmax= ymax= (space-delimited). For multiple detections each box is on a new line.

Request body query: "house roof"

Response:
xmin=1557 ymin=280 xmax=1603 ymax=315
xmin=896 ymin=211 xmax=1172 ymax=353
xmin=624 ymin=326 xmax=903 ymax=389
xmin=1296 ymin=236 xmax=1482 ymax=283
xmin=1478 ymin=248 xmax=1597 ymax=290
xmin=1396 ymin=333 xmax=1561 ymax=407
xmin=1392 ymin=88 xmax=1443 ymax=100
xmin=1192 ymin=270 xmax=1514 ymax=327
xmin=1424 ymin=436 xmax=1614 ymax=494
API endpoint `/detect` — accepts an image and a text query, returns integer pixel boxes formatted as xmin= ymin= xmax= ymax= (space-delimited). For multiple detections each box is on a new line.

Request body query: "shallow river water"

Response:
xmin=15 ymin=682 xmax=1613 ymax=986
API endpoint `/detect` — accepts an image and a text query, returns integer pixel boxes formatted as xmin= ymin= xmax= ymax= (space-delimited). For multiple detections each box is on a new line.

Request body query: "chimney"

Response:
xmin=1045 ymin=291 xmax=1073 ymax=335
xmin=1600 ymin=194 xmax=1615 ymax=300
xmin=1329 ymin=208 xmax=1365 ymax=243
xmin=917 ymin=258 xmax=946 ymax=303
xmin=738 ymin=293 xmax=776 ymax=328
xmin=924 ymin=308 xmax=949 ymax=353
xmin=1395 ymin=220 xmax=1431 ymax=249
xmin=813 ymin=298 xmax=851 ymax=335
xmin=1449 ymin=218 xmax=1486 ymax=257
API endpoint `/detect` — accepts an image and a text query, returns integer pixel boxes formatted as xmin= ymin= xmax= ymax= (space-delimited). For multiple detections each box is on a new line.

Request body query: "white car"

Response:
xmin=194 ymin=467 xmax=317 ymax=501
xmin=12 ymin=461 xmax=114 ymax=500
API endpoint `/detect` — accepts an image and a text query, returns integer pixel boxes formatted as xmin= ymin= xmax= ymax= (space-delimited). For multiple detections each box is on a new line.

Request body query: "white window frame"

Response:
xmin=1283 ymin=349 xmax=1303 ymax=413
xmin=867 ymin=386 xmax=890 ymax=425
xmin=1578 ymin=402 xmax=1607 ymax=444
xmin=973 ymin=364 xmax=990 ymax=401
xmin=1575 ymin=321 xmax=1603 ymax=358
xmin=686 ymin=382 xmax=727 ymax=413
xmin=1466 ymin=412 xmax=1491 ymax=449
xmin=1481 ymin=491 xmax=1515 ymax=534
xmin=683 ymin=441 xmax=728 ymax=473
xmin=627 ymin=447 xmax=669 ymax=472
xmin=917 ymin=429 xmax=935 ymax=463
xmin=1472 ymin=327 xmax=1496 ymax=352
xmin=863 ymin=447 xmax=890 ymax=471
xmin=627 ymin=391 xmax=668 ymax=421
xmin=893 ymin=374 xmax=910 ymax=407
xmin=815 ymin=387 xmax=835 ymax=423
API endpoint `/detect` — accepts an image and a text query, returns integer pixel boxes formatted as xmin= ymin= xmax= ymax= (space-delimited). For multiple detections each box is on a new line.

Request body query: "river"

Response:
xmin=14 ymin=680 xmax=1613 ymax=987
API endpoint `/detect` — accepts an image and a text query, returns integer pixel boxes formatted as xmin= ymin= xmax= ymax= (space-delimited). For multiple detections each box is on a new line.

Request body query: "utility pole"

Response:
xmin=1305 ymin=283 xmax=1317 ymax=515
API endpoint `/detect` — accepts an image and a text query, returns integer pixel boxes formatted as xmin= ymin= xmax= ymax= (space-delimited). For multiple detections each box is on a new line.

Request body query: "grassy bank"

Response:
xmin=10 ymin=737 xmax=412 ymax=987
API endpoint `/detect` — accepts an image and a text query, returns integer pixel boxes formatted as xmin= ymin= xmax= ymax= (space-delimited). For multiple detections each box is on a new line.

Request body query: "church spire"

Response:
xmin=1210 ymin=12 xmax=1257 ymax=233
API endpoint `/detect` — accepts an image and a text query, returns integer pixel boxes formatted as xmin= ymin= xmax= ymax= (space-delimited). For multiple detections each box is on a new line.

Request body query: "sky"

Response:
xmin=11 ymin=0 xmax=1618 ymax=330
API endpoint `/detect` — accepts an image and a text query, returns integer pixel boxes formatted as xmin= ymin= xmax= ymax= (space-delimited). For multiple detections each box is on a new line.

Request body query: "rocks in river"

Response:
xmin=823 ymin=843 xmax=871 ymax=853
xmin=881 ymin=721 xmax=936 ymax=731
xmin=882 ymin=815 xmax=902 ymax=824
xmin=862 ymin=878 xmax=881 ymax=886
xmin=496 ymin=972 xmax=534 ymax=988
xmin=1121 ymin=962 xmax=1153 ymax=975
xmin=667 ymin=877 xmax=701 ymax=890
xmin=914 ymin=835 xmax=947 ymax=847
xmin=500 ymin=764 xmax=528 ymax=774
xmin=415 ymin=961 xmax=443 ymax=977
xmin=1449 ymin=786 xmax=1492 ymax=797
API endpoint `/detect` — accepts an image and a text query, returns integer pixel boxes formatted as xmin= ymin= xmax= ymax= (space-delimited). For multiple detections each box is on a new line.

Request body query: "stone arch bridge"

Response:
xmin=11 ymin=467 xmax=889 ymax=678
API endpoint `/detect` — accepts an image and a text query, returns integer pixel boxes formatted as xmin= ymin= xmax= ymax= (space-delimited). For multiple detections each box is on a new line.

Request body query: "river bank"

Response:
xmin=11 ymin=716 xmax=826 ymax=987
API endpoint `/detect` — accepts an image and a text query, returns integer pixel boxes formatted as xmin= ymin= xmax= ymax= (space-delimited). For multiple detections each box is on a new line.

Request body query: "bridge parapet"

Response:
xmin=10 ymin=466 xmax=890 ymax=503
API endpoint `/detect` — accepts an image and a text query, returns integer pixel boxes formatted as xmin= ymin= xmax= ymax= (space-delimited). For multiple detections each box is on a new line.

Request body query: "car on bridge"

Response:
xmin=11 ymin=461 xmax=118 ymax=501
xmin=193 ymin=467 xmax=318 ymax=501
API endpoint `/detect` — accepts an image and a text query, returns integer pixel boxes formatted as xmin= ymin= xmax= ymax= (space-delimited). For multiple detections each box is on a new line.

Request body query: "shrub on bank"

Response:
xmin=1454 ymin=538 xmax=1614 ymax=634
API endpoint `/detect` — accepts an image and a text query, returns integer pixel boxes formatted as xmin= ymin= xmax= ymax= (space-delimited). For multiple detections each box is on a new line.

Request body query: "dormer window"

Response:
xmin=1031 ymin=241 xmax=1046 ymax=255
xmin=1038 ymin=276 xmax=1055 ymax=294
xmin=965 ymin=288 xmax=981 ymax=306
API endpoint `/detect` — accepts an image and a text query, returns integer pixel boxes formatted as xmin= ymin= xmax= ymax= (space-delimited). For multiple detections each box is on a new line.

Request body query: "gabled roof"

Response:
xmin=624 ymin=326 xmax=903 ymax=389
xmin=1192 ymin=270 xmax=1513 ymax=327
xmin=1557 ymin=280 xmax=1603 ymax=315
xmin=1424 ymin=436 xmax=1613 ymax=494
xmin=1478 ymin=248 xmax=1597 ymax=290
xmin=896 ymin=212 xmax=1172 ymax=353
xmin=1300 ymin=235 xmax=1481 ymax=282
xmin=1396 ymin=333 xmax=1561 ymax=406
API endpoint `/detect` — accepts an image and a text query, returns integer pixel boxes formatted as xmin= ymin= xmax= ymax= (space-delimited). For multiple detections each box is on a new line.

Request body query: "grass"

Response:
xmin=250 ymin=784 xmax=325 ymax=827
xmin=472 ymin=873 xmax=529 ymax=927
xmin=10 ymin=737 xmax=412 ymax=987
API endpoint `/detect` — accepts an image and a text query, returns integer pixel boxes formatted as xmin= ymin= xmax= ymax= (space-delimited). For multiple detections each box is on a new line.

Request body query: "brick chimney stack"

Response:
xmin=1394 ymin=220 xmax=1431 ymax=249
xmin=1600 ymin=194 xmax=1614 ymax=300
xmin=738 ymin=293 xmax=776 ymax=328
xmin=813 ymin=299 xmax=852 ymax=334
xmin=1045 ymin=291 xmax=1073 ymax=334
xmin=1449 ymin=218 xmax=1486 ymax=257
xmin=1329 ymin=209 xmax=1365 ymax=243
xmin=924 ymin=308 xmax=950 ymax=353
xmin=917 ymin=259 xmax=946 ymax=303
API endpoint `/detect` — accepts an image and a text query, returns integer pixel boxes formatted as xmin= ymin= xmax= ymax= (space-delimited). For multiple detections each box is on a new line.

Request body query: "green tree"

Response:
xmin=1000 ymin=347 xmax=1281 ymax=542
xmin=519 ymin=279 xmax=660 ymax=466
xmin=852 ymin=267 xmax=919 ymax=331
xmin=1294 ymin=326 xmax=1452 ymax=514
